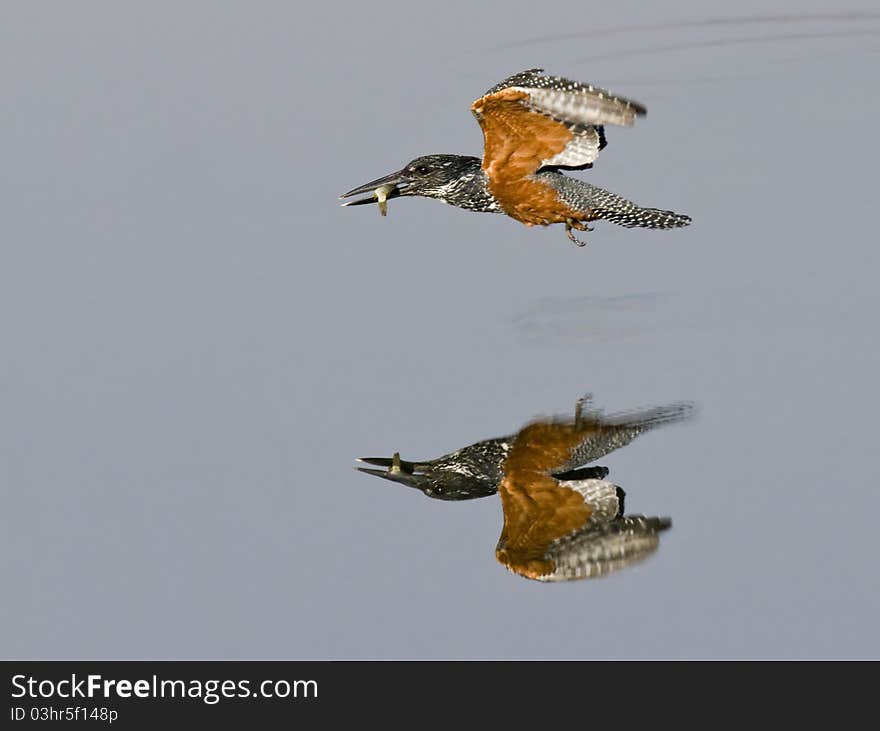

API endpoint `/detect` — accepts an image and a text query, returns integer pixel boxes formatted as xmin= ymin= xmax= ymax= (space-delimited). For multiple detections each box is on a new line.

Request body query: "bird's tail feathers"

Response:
xmin=598 ymin=204 xmax=691 ymax=229
xmin=546 ymin=174 xmax=691 ymax=230
xmin=604 ymin=402 xmax=696 ymax=432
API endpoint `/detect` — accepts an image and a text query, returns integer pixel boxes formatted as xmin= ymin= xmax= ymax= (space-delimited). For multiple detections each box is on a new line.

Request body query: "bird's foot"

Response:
xmin=565 ymin=220 xmax=593 ymax=247
xmin=566 ymin=228 xmax=587 ymax=246
xmin=575 ymin=393 xmax=595 ymax=427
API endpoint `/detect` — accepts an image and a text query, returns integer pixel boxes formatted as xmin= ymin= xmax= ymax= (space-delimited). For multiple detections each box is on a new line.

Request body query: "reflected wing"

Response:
xmin=496 ymin=475 xmax=671 ymax=581
xmin=493 ymin=409 xmax=676 ymax=581
xmin=496 ymin=472 xmax=597 ymax=580
xmin=495 ymin=419 xmax=624 ymax=580
xmin=539 ymin=516 xmax=671 ymax=582
xmin=471 ymin=68 xmax=646 ymax=180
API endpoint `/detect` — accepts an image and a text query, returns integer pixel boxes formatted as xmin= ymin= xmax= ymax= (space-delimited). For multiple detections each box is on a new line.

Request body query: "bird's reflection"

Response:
xmin=357 ymin=395 xmax=694 ymax=582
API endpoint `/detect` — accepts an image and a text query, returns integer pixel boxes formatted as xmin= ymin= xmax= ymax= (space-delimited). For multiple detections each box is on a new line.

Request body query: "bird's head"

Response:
xmin=355 ymin=452 xmax=498 ymax=501
xmin=340 ymin=154 xmax=482 ymax=213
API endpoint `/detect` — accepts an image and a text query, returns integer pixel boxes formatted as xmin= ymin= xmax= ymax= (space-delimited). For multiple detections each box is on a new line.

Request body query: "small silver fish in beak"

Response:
xmin=375 ymin=184 xmax=395 ymax=217
xmin=340 ymin=169 xmax=408 ymax=215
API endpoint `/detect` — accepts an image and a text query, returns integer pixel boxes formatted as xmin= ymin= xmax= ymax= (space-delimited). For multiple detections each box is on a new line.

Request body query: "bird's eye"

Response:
xmin=415 ymin=165 xmax=429 ymax=174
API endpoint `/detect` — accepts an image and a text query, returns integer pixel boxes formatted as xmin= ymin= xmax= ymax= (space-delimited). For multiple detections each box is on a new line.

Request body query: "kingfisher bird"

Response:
xmin=356 ymin=436 xmax=610 ymax=501
xmin=340 ymin=68 xmax=691 ymax=246
xmin=356 ymin=395 xmax=693 ymax=581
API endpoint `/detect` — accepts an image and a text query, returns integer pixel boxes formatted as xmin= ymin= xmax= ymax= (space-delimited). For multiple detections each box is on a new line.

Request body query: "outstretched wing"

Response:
xmin=471 ymin=68 xmax=646 ymax=181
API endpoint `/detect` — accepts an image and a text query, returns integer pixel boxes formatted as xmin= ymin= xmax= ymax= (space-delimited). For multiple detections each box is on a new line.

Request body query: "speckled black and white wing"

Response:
xmin=477 ymin=68 xmax=646 ymax=170
xmin=538 ymin=515 xmax=671 ymax=582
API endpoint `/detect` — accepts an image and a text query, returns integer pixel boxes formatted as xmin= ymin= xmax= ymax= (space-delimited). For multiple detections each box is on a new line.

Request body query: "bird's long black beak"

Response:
xmin=355 ymin=453 xmax=426 ymax=490
xmin=339 ymin=169 xmax=408 ymax=213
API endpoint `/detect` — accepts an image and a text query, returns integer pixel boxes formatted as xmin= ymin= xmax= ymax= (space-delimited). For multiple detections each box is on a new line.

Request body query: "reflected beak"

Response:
xmin=355 ymin=453 xmax=427 ymax=490
xmin=339 ymin=169 xmax=409 ymax=215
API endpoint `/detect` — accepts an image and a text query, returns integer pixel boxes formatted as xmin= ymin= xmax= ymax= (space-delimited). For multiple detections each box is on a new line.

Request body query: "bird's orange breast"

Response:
xmin=503 ymin=421 xmax=599 ymax=475
xmin=492 ymin=177 xmax=589 ymax=226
